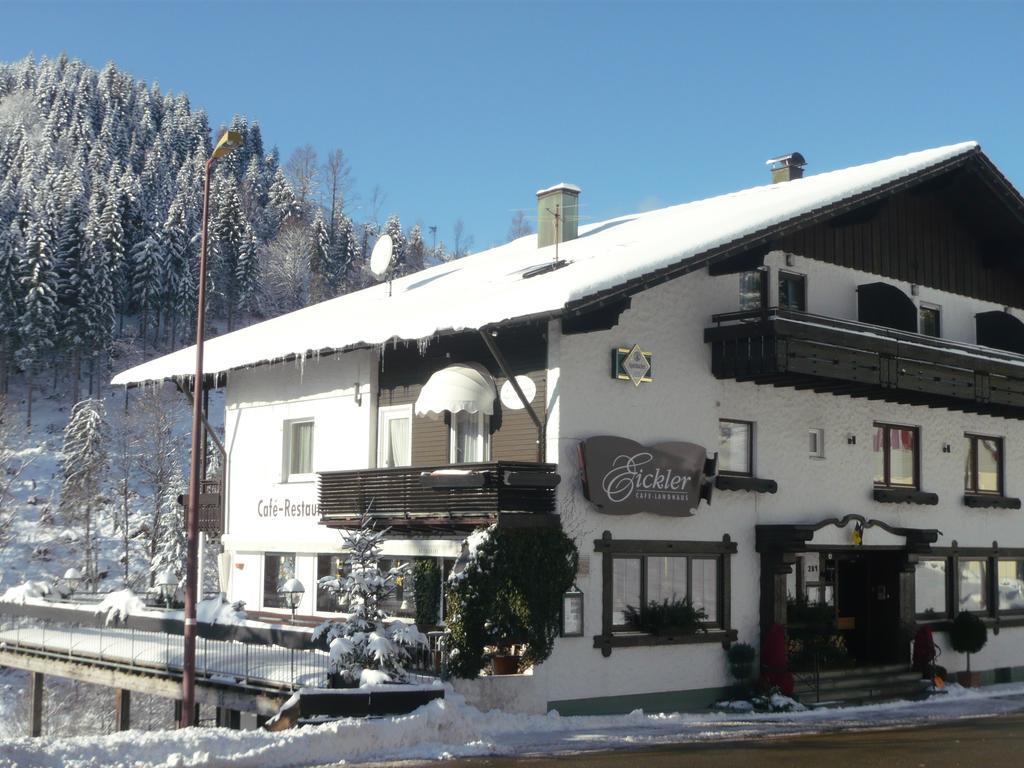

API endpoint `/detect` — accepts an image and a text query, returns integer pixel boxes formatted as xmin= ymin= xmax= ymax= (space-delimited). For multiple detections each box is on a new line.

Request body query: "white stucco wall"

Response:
xmin=221 ymin=351 xmax=377 ymax=617
xmin=527 ymin=252 xmax=1024 ymax=709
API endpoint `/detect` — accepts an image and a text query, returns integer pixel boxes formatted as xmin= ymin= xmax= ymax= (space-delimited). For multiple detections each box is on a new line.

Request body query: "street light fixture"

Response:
xmin=62 ymin=567 xmax=82 ymax=598
xmin=280 ymin=578 xmax=305 ymax=623
xmin=181 ymin=128 xmax=243 ymax=728
xmin=156 ymin=569 xmax=178 ymax=608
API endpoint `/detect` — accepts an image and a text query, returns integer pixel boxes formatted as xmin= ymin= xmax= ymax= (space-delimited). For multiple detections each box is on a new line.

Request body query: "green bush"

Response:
xmin=445 ymin=526 xmax=578 ymax=679
xmin=412 ymin=558 xmax=442 ymax=628
xmin=949 ymin=611 xmax=988 ymax=673
xmin=727 ymin=642 xmax=756 ymax=665
xmin=623 ymin=598 xmax=708 ymax=635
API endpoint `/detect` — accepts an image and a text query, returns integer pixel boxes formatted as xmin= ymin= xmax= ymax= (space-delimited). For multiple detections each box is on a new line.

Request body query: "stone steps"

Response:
xmin=793 ymin=664 xmax=933 ymax=707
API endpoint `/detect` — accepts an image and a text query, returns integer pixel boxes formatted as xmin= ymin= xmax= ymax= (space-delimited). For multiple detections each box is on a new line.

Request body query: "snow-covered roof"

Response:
xmin=112 ymin=141 xmax=980 ymax=386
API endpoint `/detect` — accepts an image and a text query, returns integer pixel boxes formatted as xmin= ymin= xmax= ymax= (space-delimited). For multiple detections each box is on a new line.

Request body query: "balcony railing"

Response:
xmin=318 ymin=461 xmax=560 ymax=533
xmin=705 ymin=307 xmax=1024 ymax=418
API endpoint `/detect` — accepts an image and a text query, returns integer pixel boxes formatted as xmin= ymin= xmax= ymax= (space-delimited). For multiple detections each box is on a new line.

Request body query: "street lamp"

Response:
xmin=62 ymin=567 xmax=82 ymax=598
xmin=156 ymin=569 xmax=177 ymax=608
xmin=182 ymin=128 xmax=243 ymax=729
xmin=280 ymin=578 xmax=305 ymax=623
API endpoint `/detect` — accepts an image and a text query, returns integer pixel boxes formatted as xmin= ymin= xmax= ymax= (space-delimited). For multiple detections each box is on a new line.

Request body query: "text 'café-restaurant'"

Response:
xmin=115 ymin=141 xmax=1024 ymax=714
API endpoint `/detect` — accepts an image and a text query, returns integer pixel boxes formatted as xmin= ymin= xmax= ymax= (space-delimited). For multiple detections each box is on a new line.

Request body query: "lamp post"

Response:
xmin=280 ymin=578 xmax=305 ymax=623
xmin=181 ymin=129 xmax=243 ymax=728
xmin=62 ymin=567 xmax=82 ymax=599
xmin=156 ymin=569 xmax=177 ymax=609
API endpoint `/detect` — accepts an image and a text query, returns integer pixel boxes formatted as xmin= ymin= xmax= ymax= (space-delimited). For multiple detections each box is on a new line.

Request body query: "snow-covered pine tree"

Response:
xmin=129 ymin=232 xmax=164 ymax=346
xmin=405 ymin=224 xmax=426 ymax=275
xmin=382 ymin=215 xmax=407 ymax=277
xmin=0 ymin=222 xmax=23 ymax=390
xmin=59 ymin=398 xmax=109 ymax=590
xmin=329 ymin=212 xmax=359 ymax=294
xmin=308 ymin=209 xmax=332 ymax=303
xmin=149 ymin=460 xmax=186 ymax=591
xmin=313 ymin=516 xmax=428 ymax=686
xmin=16 ymin=214 xmax=59 ymax=425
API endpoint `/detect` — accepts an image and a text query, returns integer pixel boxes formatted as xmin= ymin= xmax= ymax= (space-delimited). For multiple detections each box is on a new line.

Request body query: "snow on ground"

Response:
xmin=2 ymin=682 xmax=1023 ymax=768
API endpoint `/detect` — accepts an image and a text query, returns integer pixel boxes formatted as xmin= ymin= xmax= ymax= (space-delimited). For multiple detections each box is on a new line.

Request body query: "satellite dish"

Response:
xmin=500 ymin=376 xmax=537 ymax=410
xmin=370 ymin=234 xmax=395 ymax=279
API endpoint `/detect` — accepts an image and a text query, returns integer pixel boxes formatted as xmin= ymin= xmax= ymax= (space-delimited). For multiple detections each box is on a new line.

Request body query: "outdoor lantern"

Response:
xmin=561 ymin=586 xmax=584 ymax=638
xmin=280 ymin=578 xmax=305 ymax=622
xmin=62 ymin=567 xmax=83 ymax=597
xmin=155 ymin=569 xmax=177 ymax=608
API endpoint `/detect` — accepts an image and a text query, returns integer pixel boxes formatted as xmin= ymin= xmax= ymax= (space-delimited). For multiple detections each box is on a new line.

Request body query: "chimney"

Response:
xmin=536 ymin=183 xmax=580 ymax=248
xmin=766 ymin=152 xmax=806 ymax=183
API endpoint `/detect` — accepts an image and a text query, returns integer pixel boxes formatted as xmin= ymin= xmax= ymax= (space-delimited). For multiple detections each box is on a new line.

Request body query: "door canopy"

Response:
xmin=415 ymin=363 xmax=497 ymax=418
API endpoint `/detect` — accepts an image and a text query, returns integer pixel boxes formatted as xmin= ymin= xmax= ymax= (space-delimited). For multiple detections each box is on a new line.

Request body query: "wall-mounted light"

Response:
xmin=785 ymin=253 xmax=795 ymax=267
xmin=561 ymin=586 xmax=584 ymax=637
xmin=846 ymin=434 xmax=857 ymax=445
xmin=911 ymin=284 xmax=920 ymax=296
xmin=354 ymin=382 xmax=362 ymax=407
xmin=942 ymin=443 xmax=951 ymax=453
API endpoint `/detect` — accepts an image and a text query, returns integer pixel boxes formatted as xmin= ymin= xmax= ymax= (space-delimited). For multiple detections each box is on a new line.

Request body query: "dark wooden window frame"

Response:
xmin=739 ymin=267 xmax=769 ymax=312
xmin=873 ymin=422 xmax=920 ymax=490
xmin=913 ymin=556 xmax=952 ymax=621
xmin=913 ymin=545 xmax=1024 ymax=628
xmin=964 ymin=433 xmax=1004 ymax=496
xmin=593 ymin=532 xmax=737 ymax=656
xmin=778 ymin=270 xmax=807 ymax=312
xmin=262 ymin=551 xmax=296 ymax=609
xmin=718 ymin=418 xmax=754 ymax=477
xmin=919 ymin=303 xmax=942 ymax=338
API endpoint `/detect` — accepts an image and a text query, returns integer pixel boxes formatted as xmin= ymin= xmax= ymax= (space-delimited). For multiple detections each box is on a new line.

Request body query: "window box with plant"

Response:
xmin=594 ymin=533 xmax=737 ymax=655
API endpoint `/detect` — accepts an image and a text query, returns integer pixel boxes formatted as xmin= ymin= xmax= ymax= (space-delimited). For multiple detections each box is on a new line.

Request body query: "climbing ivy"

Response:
xmin=445 ymin=526 xmax=578 ymax=678
xmin=412 ymin=557 xmax=442 ymax=627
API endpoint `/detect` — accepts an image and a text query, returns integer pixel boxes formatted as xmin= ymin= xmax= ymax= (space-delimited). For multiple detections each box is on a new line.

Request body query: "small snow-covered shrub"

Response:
xmin=312 ymin=516 xmax=427 ymax=686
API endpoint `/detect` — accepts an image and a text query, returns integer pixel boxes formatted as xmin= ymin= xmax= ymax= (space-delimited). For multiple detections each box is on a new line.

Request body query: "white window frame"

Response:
xmin=282 ymin=418 xmax=315 ymax=483
xmin=449 ymin=410 xmax=490 ymax=464
xmin=809 ymin=428 xmax=825 ymax=459
xmin=377 ymin=404 xmax=413 ymax=468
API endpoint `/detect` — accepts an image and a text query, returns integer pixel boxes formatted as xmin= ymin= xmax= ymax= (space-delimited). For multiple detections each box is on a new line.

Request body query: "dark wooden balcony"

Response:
xmin=705 ymin=308 xmax=1024 ymax=419
xmin=318 ymin=462 xmax=560 ymax=534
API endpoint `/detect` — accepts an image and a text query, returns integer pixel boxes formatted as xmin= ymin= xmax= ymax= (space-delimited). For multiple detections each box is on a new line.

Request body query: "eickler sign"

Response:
xmin=578 ymin=436 xmax=714 ymax=516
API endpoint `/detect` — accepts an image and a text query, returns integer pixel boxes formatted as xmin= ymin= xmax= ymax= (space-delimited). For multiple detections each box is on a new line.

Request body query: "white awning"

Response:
xmin=415 ymin=363 xmax=497 ymax=418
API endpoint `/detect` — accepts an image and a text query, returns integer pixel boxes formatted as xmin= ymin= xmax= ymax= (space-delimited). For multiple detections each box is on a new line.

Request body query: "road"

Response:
xmin=448 ymin=712 xmax=1024 ymax=768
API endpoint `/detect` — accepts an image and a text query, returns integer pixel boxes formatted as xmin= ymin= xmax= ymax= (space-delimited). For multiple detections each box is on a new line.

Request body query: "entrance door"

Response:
xmin=837 ymin=552 xmax=903 ymax=665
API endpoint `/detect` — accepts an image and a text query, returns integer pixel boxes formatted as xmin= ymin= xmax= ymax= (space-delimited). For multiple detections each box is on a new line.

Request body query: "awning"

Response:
xmin=415 ymin=363 xmax=497 ymax=418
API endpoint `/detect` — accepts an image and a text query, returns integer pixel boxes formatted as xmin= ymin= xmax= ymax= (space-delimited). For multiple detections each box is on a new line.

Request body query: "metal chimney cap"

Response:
xmin=765 ymin=152 xmax=807 ymax=170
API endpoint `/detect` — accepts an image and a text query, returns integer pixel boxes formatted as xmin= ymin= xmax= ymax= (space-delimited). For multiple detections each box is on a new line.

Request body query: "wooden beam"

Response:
xmin=115 ymin=688 xmax=131 ymax=732
xmin=0 ymin=649 xmax=287 ymax=715
xmin=28 ymin=671 xmax=43 ymax=738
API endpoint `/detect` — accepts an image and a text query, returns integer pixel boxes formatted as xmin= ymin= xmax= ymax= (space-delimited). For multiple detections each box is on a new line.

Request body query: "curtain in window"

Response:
xmin=290 ymin=421 xmax=314 ymax=475
xmin=691 ymin=559 xmax=718 ymax=624
xmin=646 ymin=556 xmax=687 ymax=604
xmin=385 ymin=416 xmax=411 ymax=467
xmin=453 ymin=411 xmax=486 ymax=463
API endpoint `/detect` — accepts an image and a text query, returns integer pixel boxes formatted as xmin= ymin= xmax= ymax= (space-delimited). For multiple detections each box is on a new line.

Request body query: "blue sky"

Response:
xmin=3 ymin=0 xmax=1023 ymax=250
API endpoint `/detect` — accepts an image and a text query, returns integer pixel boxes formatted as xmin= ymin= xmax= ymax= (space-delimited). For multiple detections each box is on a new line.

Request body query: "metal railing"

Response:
xmin=0 ymin=603 xmax=329 ymax=692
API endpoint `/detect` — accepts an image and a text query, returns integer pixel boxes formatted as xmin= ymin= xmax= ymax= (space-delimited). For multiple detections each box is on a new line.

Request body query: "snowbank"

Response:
xmin=95 ymin=589 xmax=148 ymax=624
xmin=0 ymin=580 xmax=51 ymax=603
xmin=2 ymin=681 xmax=1023 ymax=768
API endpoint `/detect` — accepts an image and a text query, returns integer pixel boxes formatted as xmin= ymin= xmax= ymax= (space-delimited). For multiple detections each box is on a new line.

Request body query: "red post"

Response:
xmin=181 ymin=157 xmax=214 ymax=727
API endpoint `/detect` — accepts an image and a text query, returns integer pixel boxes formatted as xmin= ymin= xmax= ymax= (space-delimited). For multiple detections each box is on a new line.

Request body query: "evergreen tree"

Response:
xmin=308 ymin=209 xmax=332 ymax=303
xmin=313 ymin=516 xmax=427 ymax=685
xmin=129 ymin=232 xmax=164 ymax=346
xmin=16 ymin=215 xmax=58 ymax=424
xmin=59 ymin=398 xmax=109 ymax=590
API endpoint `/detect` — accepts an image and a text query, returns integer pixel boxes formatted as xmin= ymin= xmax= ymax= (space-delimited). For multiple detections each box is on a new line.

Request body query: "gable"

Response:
xmin=773 ymin=158 xmax=1024 ymax=307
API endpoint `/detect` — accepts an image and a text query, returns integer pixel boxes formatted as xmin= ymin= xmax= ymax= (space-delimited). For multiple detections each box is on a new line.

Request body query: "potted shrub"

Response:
xmin=727 ymin=642 xmax=757 ymax=681
xmin=949 ymin=611 xmax=988 ymax=687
